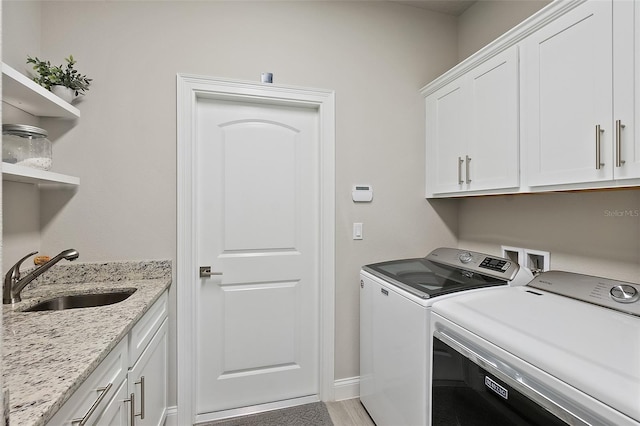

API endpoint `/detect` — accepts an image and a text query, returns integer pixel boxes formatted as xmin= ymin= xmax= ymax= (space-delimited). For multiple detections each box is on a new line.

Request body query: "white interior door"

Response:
xmin=194 ymin=97 xmax=320 ymax=416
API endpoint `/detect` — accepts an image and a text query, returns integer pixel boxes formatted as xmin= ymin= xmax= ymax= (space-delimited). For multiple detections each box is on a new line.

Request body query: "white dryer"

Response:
xmin=429 ymin=271 xmax=640 ymax=425
xmin=359 ymin=247 xmax=533 ymax=426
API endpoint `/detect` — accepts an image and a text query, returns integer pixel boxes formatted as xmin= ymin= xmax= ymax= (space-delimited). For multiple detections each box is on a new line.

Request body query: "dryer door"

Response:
xmin=432 ymin=334 xmax=571 ymax=426
xmin=429 ymin=316 xmax=637 ymax=426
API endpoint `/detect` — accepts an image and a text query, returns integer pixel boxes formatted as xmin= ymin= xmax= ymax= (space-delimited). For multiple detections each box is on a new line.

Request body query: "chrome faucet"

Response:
xmin=3 ymin=249 xmax=79 ymax=304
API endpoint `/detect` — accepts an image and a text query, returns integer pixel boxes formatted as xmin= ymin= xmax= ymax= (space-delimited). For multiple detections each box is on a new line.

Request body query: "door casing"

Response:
xmin=176 ymin=74 xmax=335 ymax=425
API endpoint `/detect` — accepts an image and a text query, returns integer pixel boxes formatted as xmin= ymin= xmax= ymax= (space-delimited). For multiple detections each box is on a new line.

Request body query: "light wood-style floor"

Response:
xmin=326 ymin=398 xmax=376 ymax=426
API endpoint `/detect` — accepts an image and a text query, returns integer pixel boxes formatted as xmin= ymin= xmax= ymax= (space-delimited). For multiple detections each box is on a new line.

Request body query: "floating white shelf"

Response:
xmin=2 ymin=163 xmax=80 ymax=186
xmin=2 ymin=62 xmax=80 ymax=119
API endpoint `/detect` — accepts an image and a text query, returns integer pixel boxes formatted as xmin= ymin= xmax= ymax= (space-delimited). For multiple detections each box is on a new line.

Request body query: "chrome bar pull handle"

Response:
xmin=71 ymin=383 xmax=113 ymax=425
xmin=136 ymin=376 xmax=145 ymax=419
xmin=124 ymin=392 xmax=136 ymax=426
xmin=616 ymin=119 xmax=626 ymax=167
xmin=595 ymin=125 xmax=604 ymax=169
xmin=200 ymin=266 xmax=222 ymax=278
xmin=465 ymin=155 xmax=472 ymax=184
xmin=458 ymin=157 xmax=464 ymax=184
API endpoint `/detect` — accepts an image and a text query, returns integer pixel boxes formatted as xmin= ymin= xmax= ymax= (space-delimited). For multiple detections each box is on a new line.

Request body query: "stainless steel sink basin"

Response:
xmin=23 ymin=289 xmax=136 ymax=312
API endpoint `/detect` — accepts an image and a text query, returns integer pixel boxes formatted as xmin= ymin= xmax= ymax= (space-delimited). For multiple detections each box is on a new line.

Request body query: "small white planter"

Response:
xmin=51 ymin=85 xmax=78 ymax=104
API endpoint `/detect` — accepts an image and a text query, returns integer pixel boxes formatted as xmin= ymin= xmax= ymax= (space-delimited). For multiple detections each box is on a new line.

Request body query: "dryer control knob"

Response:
xmin=610 ymin=285 xmax=639 ymax=303
xmin=459 ymin=252 xmax=474 ymax=264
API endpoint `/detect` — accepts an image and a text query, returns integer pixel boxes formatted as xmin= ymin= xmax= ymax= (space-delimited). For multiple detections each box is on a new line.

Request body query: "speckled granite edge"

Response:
xmin=2 ymin=260 xmax=172 ymax=426
xmin=22 ymin=260 xmax=172 ymax=287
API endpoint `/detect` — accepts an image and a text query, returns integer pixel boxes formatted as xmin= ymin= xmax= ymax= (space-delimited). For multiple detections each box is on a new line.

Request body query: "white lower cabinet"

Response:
xmin=126 ymin=319 xmax=168 ymax=426
xmin=47 ymin=338 xmax=128 ymax=425
xmin=47 ymin=291 xmax=168 ymax=426
xmin=94 ymin=380 xmax=129 ymax=426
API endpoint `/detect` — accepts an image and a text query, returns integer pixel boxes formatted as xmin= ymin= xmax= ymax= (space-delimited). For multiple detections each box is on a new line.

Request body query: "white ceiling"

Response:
xmin=390 ymin=0 xmax=477 ymax=16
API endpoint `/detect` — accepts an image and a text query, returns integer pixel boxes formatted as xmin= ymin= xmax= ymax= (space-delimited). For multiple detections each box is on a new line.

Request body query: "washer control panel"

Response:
xmin=426 ymin=248 xmax=520 ymax=281
xmin=528 ymin=271 xmax=640 ymax=316
xmin=479 ymin=257 xmax=512 ymax=273
xmin=456 ymin=251 xmax=512 ymax=273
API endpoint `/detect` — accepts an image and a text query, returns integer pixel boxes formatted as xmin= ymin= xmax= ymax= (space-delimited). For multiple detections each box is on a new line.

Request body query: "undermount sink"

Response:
xmin=23 ymin=289 xmax=136 ymax=312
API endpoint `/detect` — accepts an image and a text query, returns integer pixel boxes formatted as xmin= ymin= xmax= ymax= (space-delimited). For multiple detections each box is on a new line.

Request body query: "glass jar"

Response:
xmin=2 ymin=124 xmax=52 ymax=170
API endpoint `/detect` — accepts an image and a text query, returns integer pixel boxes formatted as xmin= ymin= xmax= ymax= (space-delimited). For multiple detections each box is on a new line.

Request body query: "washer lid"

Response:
xmin=432 ymin=286 xmax=640 ymax=423
xmin=363 ymin=247 xmax=515 ymax=299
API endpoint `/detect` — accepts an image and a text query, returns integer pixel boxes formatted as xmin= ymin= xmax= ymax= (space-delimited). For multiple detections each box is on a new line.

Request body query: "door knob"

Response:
xmin=200 ymin=266 xmax=223 ymax=278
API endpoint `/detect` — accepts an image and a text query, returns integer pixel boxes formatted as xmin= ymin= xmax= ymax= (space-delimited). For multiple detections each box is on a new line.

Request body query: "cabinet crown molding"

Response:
xmin=420 ymin=0 xmax=588 ymax=97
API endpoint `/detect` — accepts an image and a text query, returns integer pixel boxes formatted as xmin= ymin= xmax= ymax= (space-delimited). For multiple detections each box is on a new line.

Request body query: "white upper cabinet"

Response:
xmin=522 ymin=1 xmax=613 ymax=187
xmin=423 ymin=0 xmax=640 ymax=198
xmin=612 ymin=0 xmax=640 ymax=180
xmin=523 ymin=0 xmax=640 ymax=188
xmin=467 ymin=47 xmax=519 ymax=192
xmin=425 ymin=46 xmax=519 ymax=197
xmin=425 ymin=76 xmax=467 ymax=195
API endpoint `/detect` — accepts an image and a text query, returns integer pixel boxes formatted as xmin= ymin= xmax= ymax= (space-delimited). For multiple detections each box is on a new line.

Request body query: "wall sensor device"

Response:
xmin=352 ymin=185 xmax=373 ymax=202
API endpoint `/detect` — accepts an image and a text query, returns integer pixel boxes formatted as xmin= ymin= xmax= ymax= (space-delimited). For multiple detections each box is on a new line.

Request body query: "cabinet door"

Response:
xmin=128 ymin=319 xmax=168 ymax=426
xmin=467 ymin=46 xmax=520 ymax=191
xmin=523 ymin=0 xmax=613 ymax=187
xmin=426 ymin=77 xmax=468 ymax=195
xmin=613 ymin=0 xmax=640 ymax=179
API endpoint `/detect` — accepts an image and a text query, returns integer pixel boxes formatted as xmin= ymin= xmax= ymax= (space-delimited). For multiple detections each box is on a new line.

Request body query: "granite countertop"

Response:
xmin=2 ymin=260 xmax=172 ymax=426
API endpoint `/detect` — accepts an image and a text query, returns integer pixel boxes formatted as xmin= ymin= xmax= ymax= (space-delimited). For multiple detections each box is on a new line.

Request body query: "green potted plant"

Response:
xmin=26 ymin=55 xmax=92 ymax=103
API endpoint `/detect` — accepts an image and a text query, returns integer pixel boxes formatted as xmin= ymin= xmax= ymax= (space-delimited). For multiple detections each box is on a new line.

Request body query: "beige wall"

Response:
xmin=2 ymin=0 xmax=39 ymax=67
xmin=456 ymin=1 xmax=640 ymax=283
xmin=457 ymin=0 xmax=550 ymax=62
xmin=2 ymin=1 xmax=42 ymax=267
xmin=2 ymin=0 xmax=459 ymax=406
xmin=458 ymin=190 xmax=640 ymax=283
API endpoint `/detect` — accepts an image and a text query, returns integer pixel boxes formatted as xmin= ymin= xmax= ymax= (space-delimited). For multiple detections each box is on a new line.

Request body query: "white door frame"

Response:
xmin=176 ymin=74 xmax=335 ymax=425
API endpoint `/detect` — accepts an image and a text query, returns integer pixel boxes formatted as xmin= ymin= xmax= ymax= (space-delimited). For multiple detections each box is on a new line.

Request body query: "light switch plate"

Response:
xmin=353 ymin=223 xmax=363 ymax=240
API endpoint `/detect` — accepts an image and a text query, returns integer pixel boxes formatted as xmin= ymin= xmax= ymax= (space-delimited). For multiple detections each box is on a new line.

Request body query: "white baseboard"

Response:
xmin=332 ymin=376 xmax=360 ymax=401
xmin=163 ymin=377 xmax=361 ymax=425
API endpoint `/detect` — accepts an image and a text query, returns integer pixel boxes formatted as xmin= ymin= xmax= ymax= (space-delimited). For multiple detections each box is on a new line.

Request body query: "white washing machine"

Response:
xmin=429 ymin=271 xmax=640 ymax=425
xmin=359 ymin=247 xmax=533 ymax=426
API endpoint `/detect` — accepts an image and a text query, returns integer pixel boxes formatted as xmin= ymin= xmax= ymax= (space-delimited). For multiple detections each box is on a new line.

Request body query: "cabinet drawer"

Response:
xmin=47 ymin=338 xmax=128 ymax=425
xmin=128 ymin=291 xmax=168 ymax=365
xmin=93 ymin=378 xmax=129 ymax=426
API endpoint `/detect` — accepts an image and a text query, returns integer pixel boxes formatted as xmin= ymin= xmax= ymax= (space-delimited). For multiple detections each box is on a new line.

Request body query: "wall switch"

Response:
xmin=353 ymin=223 xmax=363 ymax=240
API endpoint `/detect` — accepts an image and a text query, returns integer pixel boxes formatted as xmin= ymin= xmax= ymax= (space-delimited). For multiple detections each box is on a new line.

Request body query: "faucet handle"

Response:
xmin=7 ymin=251 xmax=38 ymax=281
